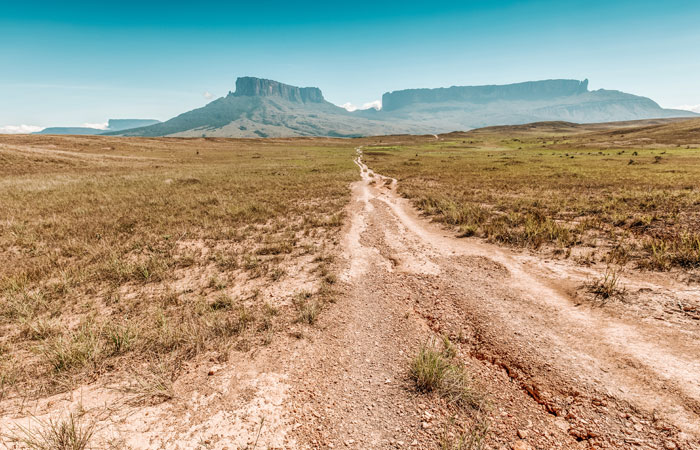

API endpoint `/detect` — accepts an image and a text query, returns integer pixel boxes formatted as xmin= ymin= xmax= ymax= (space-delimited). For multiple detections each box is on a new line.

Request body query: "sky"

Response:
xmin=1 ymin=0 xmax=699 ymax=131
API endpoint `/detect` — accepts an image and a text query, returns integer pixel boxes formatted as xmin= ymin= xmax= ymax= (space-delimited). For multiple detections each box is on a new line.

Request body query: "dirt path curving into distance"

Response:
xmin=3 ymin=146 xmax=697 ymax=449
xmin=288 ymin=147 xmax=700 ymax=449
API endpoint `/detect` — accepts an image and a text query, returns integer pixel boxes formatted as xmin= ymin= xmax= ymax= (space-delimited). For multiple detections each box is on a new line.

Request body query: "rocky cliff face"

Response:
xmin=381 ymin=79 xmax=590 ymax=111
xmin=232 ymin=77 xmax=325 ymax=103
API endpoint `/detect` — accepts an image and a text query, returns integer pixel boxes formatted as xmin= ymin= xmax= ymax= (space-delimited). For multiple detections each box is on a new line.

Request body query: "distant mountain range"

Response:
xmin=105 ymin=77 xmax=697 ymax=138
xmin=36 ymin=119 xmax=160 ymax=135
xmin=106 ymin=77 xmax=410 ymax=138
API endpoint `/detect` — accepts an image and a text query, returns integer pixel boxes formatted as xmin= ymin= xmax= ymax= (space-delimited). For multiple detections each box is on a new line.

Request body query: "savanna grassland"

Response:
xmin=0 ymin=134 xmax=356 ymax=400
xmin=363 ymin=119 xmax=700 ymax=273
xmin=1 ymin=120 xmax=700 ymax=449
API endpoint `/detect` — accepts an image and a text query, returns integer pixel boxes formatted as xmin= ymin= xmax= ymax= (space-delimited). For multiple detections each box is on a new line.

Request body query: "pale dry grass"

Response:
xmin=363 ymin=119 xmax=700 ymax=271
xmin=0 ymin=135 xmax=356 ymax=399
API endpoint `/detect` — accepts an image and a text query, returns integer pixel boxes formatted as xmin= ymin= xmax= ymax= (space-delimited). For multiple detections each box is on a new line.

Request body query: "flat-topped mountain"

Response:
xmin=381 ymin=79 xmax=590 ymax=111
xmin=233 ymin=77 xmax=324 ymax=103
xmin=111 ymin=77 xmax=697 ymax=138
xmin=368 ymin=79 xmax=695 ymax=131
xmin=111 ymin=77 xmax=410 ymax=138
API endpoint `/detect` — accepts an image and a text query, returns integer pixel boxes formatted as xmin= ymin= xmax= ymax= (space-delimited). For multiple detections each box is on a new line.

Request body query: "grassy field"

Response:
xmin=0 ymin=135 xmax=356 ymax=399
xmin=363 ymin=119 xmax=700 ymax=271
xmin=2 ymin=118 xmax=699 ymax=403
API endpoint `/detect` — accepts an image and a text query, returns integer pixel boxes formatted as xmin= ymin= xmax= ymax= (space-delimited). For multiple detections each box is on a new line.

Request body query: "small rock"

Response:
xmin=512 ymin=441 xmax=533 ymax=450
xmin=517 ymin=429 xmax=528 ymax=439
xmin=345 ymin=439 xmax=355 ymax=446
xmin=422 ymin=421 xmax=431 ymax=429
xmin=664 ymin=441 xmax=677 ymax=450
xmin=207 ymin=370 xmax=215 ymax=376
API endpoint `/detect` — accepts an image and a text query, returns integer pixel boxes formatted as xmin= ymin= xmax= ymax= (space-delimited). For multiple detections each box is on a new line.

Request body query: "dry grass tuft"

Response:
xmin=410 ymin=337 xmax=478 ymax=408
xmin=4 ymin=412 xmax=95 ymax=450
xmin=588 ymin=266 xmax=625 ymax=301
xmin=439 ymin=412 xmax=490 ymax=450
xmin=294 ymin=291 xmax=322 ymax=325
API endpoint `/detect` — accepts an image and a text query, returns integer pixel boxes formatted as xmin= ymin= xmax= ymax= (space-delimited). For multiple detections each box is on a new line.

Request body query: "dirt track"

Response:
xmin=289 ymin=149 xmax=700 ymax=449
xmin=2 ymin=148 xmax=699 ymax=449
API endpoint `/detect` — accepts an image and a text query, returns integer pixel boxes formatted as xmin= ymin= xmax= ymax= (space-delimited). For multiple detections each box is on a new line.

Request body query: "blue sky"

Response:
xmin=1 ymin=0 xmax=699 ymax=131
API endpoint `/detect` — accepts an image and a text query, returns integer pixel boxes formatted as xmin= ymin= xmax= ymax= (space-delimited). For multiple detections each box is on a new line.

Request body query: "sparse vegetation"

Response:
xmin=4 ymin=411 xmax=95 ymax=450
xmin=0 ymin=135 xmax=355 ymax=398
xmin=410 ymin=337 xmax=477 ymax=408
xmin=363 ymin=119 xmax=700 ymax=272
xmin=294 ymin=291 xmax=322 ymax=325
xmin=439 ymin=415 xmax=490 ymax=450
xmin=588 ymin=266 xmax=625 ymax=300
xmin=412 ymin=337 xmax=489 ymax=449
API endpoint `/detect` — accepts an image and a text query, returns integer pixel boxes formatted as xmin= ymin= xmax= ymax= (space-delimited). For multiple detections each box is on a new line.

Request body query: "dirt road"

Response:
xmin=289 ymin=148 xmax=700 ymax=449
xmin=3 ymin=148 xmax=698 ymax=449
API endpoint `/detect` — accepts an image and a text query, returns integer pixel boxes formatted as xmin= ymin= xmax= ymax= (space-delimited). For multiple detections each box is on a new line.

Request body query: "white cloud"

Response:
xmin=362 ymin=100 xmax=382 ymax=111
xmin=0 ymin=124 xmax=44 ymax=134
xmin=342 ymin=100 xmax=382 ymax=112
xmin=82 ymin=122 xmax=109 ymax=130
xmin=674 ymin=104 xmax=700 ymax=113
xmin=204 ymin=91 xmax=214 ymax=100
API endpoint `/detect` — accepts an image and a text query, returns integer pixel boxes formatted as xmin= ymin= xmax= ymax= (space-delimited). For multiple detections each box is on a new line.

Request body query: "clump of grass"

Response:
xmin=588 ymin=266 xmax=625 ymax=300
xmin=641 ymin=233 xmax=700 ymax=270
xmin=208 ymin=275 xmax=227 ymax=290
xmin=411 ymin=342 xmax=449 ymax=392
xmin=122 ymin=360 xmax=175 ymax=405
xmin=42 ymin=322 xmax=103 ymax=373
xmin=296 ymin=299 xmax=321 ymax=325
xmin=102 ymin=253 xmax=171 ymax=285
xmin=5 ymin=412 xmax=95 ymax=450
xmin=439 ymin=416 xmax=490 ymax=450
xmin=212 ymin=251 xmax=238 ymax=270
xmin=1 ymin=285 xmax=47 ymax=320
xmin=20 ymin=318 xmax=59 ymax=341
xmin=209 ymin=293 xmax=233 ymax=311
xmin=410 ymin=337 xmax=477 ymax=408
xmin=294 ymin=291 xmax=321 ymax=325
xmin=102 ymin=322 xmax=135 ymax=356
xmin=269 ymin=267 xmax=286 ymax=281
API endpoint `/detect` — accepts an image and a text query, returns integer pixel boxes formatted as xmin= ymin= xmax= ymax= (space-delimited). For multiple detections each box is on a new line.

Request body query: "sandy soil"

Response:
xmin=2 ymin=147 xmax=699 ymax=449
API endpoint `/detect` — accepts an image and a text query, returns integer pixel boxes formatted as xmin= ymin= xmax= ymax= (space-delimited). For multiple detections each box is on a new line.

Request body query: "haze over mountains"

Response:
xmin=36 ymin=119 xmax=160 ymax=135
xmin=103 ymin=77 xmax=696 ymax=138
